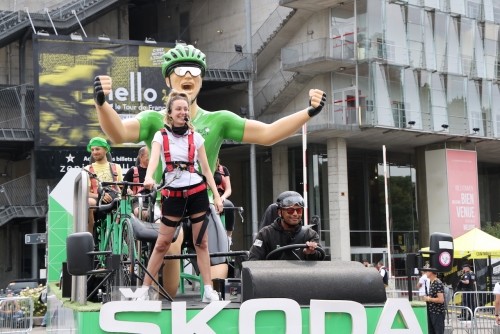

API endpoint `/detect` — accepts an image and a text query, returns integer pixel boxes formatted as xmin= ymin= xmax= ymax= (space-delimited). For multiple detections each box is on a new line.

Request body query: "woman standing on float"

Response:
xmin=142 ymin=90 xmax=223 ymax=303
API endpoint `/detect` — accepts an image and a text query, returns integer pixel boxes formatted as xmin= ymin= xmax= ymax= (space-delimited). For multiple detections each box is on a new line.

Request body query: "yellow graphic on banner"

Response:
xmin=138 ymin=46 xmax=171 ymax=67
xmin=37 ymin=39 xmax=168 ymax=148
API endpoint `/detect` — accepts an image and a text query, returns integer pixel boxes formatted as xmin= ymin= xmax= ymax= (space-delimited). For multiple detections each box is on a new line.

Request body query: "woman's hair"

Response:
xmin=164 ymin=89 xmax=195 ymax=131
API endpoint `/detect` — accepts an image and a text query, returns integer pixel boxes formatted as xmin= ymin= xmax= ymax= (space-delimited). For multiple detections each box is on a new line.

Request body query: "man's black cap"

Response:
xmin=462 ymin=264 xmax=471 ymax=268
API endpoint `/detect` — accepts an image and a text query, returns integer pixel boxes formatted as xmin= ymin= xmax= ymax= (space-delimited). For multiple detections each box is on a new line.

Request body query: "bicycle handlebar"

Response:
xmin=95 ymin=197 xmax=121 ymax=212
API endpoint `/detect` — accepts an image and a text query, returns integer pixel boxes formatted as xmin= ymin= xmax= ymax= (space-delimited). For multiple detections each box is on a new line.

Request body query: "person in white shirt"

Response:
xmin=494 ymin=281 xmax=500 ymax=325
xmin=142 ymin=90 xmax=223 ymax=303
xmin=417 ymin=270 xmax=430 ymax=301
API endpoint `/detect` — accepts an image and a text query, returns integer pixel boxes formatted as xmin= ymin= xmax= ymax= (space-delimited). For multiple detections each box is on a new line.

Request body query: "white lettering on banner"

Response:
xmin=310 ymin=300 xmax=366 ymax=334
xmin=172 ymin=301 xmax=230 ymax=334
xmin=239 ymin=299 xmax=301 ymax=334
xmin=107 ymin=73 xmax=160 ymax=105
xmin=99 ymin=293 xmax=423 ymax=334
xmin=130 ymin=72 xmax=135 ymax=102
xmin=100 ymin=301 xmax=161 ymax=334
xmin=374 ymin=299 xmax=423 ymax=333
xmin=455 ymin=185 xmax=473 ymax=191
xmin=115 ymin=87 xmax=128 ymax=101
xmin=461 ymin=193 xmax=474 ymax=204
xmin=456 ymin=206 xmax=475 ymax=218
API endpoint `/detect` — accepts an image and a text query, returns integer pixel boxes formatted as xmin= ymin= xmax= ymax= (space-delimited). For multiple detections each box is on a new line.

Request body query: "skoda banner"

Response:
xmin=33 ymin=35 xmax=173 ymax=149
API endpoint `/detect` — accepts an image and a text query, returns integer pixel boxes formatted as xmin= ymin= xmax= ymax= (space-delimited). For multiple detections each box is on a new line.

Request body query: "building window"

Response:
xmin=392 ymin=102 xmax=406 ymax=128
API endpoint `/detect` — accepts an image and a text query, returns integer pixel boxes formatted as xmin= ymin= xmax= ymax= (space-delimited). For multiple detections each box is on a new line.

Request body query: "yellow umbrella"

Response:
xmin=421 ymin=228 xmax=500 ymax=259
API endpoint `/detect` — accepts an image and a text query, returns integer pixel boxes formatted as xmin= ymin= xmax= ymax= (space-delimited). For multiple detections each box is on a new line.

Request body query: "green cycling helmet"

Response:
xmin=161 ymin=45 xmax=207 ymax=78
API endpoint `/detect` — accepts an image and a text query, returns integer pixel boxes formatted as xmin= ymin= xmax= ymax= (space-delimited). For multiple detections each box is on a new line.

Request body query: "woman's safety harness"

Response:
xmin=159 ymin=127 xmax=210 ymax=246
xmin=159 ymin=127 xmax=207 ymax=198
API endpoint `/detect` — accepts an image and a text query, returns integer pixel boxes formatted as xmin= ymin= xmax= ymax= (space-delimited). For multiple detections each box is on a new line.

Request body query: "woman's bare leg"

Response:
xmin=211 ymin=263 xmax=228 ymax=281
xmin=143 ymin=218 xmax=177 ymax=286
xmin=162 ymin=228 xmax=184 ymax=297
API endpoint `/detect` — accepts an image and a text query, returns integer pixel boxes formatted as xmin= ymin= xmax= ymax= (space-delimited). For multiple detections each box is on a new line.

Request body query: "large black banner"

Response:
xmin=36 ymin=148 xmax=139 ymax=179
xmin=34 ymin=35 xmax=174 ymax=148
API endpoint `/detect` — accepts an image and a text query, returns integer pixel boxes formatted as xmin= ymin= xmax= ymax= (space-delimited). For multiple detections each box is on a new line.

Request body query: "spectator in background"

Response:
xmin=417 ymin=270 xmax=430 ymax=301
xmin=378 ymin=261 xmax=389 ymax=288
xmin=494 ymin=281 xmax=500 ymax=325
xmin=214 ymin=158 xmax=236 ymax=243
xmin=425 ymin=269 xmax=445 ymax=334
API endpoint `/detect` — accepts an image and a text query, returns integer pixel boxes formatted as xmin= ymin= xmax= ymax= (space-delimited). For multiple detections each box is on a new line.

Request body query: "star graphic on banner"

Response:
xmin=66 ymin=154 xmax=75 ymax=163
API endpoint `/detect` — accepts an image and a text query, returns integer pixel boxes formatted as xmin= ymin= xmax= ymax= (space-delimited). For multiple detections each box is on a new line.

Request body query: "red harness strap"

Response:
xmin=160 ymin=128 xmax=195 ymax=173
xmin=89 ymin=163 xmax=118 ymax=193
xmin=161 ymin=183 xmax=207 ymax=198
xmin=131 ymin=166 xmax=144 ymax=194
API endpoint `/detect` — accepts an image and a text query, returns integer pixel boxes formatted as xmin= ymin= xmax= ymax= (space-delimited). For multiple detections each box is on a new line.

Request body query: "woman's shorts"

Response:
xmin=161 ymin=187 xmax=209 ymax=219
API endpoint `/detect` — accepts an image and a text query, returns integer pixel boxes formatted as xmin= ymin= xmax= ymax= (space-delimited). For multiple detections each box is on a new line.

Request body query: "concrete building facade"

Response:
xmin=2 ymin=0 xmax=500 ymax=284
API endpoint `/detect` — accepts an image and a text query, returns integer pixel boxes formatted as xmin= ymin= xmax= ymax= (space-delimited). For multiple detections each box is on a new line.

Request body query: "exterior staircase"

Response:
xmin=0 ymin=0 xmax=129 ymax=49
xmin=0 ymin=84 xmax=34 ymax=141
xmin=0 ymin=173 xmax=54 ymax=226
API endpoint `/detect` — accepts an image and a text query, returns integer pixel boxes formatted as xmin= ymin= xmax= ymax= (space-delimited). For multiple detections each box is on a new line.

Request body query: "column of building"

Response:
xmin=327 ymin=138 xmax=350 ymax=261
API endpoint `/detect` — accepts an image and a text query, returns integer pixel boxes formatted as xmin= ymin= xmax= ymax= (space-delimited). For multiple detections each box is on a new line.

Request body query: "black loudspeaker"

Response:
xmin=61 ymin=262 xmax=72 ymax=298
xmin=66 ymin=232 xmax=94 ymax=276
xmin=429 ymin=232 xmax=454 ymax=273
xmin=241 ymin=261 xmax=386 ymax=305
xmin=406 ymin=253 xmax=418 ymax=276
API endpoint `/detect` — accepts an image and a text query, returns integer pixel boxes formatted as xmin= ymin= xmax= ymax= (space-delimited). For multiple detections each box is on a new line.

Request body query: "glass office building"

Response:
xmin=236 ymin=0 xmax=500 ymax=273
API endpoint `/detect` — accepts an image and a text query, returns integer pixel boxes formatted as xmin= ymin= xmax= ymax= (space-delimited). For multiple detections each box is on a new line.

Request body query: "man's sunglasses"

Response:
xmin=172 ymin=66 xmax=202 ymax=77
xmin=282 ymin=207 xmax=303 ymax=215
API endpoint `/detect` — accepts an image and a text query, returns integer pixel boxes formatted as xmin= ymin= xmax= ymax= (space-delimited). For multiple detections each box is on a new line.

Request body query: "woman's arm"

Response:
xmin=144 ymin=141 xmax=161 ymax=190
xmin=198 ymin=145 xmax=223 ymax=213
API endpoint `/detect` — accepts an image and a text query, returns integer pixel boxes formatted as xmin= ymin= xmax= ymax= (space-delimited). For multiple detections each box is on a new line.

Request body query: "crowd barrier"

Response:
xmin=0 ymin=296 xmax=33 ymax=334
xmin=386 ymin=288 xmax=500 ymax=333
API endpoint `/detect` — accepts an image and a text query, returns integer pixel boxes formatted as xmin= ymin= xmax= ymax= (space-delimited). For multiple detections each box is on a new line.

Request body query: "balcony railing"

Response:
xmin=282 ymin=37 xmax=356 ymax=72
xmin=258 ymin=103 xmax=359 ymax=128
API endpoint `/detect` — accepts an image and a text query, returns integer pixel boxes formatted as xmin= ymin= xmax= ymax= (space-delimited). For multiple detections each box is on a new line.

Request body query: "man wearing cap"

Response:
xmin=425 ymin=269 xmax=445 ymax=334
xmin=85 ymin=137 xmax=123 ymax=233
xmin=249 ymin=191 xmax=323 ymax=261
xmin=459 ymin=263 xmax=476 ymax=320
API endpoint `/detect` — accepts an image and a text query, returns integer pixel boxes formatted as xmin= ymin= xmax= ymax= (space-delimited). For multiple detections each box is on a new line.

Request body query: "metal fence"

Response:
xmin=0 ymin=296 xmax=33 ymax=334
xmin=205 ymin=51 xmax=253 ymax=72
xmin=0 ymin=174 xmax=53 ymax=207
xmin=0 ymin=84 xmax=34 ymax=129
xmin=384 ymin=286 xmax=500 ymax=333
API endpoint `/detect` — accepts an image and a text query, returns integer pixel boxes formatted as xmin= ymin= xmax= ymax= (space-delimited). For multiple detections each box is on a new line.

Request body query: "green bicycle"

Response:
xmin=83 ymin=170 xmax=171 ymax=303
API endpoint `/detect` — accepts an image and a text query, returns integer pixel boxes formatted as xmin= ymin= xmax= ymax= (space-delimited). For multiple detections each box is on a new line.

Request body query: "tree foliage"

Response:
xmin=482 ymin=222 xmax=500 ymax=240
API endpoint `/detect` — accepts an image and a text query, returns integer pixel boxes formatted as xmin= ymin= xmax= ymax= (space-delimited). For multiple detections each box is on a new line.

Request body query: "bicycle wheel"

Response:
xmin=116 ymin=218 xmax=136 ymax=287
xmin=102 ymin=228 xmax=115 ymax=303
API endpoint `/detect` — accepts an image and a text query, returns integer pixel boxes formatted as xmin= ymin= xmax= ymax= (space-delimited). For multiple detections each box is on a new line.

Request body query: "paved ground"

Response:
xmin=31 ymin=326 xmax=46 ymax=333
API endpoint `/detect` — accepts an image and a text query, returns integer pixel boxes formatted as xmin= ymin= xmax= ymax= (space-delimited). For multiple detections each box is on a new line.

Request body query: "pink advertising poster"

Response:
xmin=446 ymin=150 xmax=480 ymax=238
